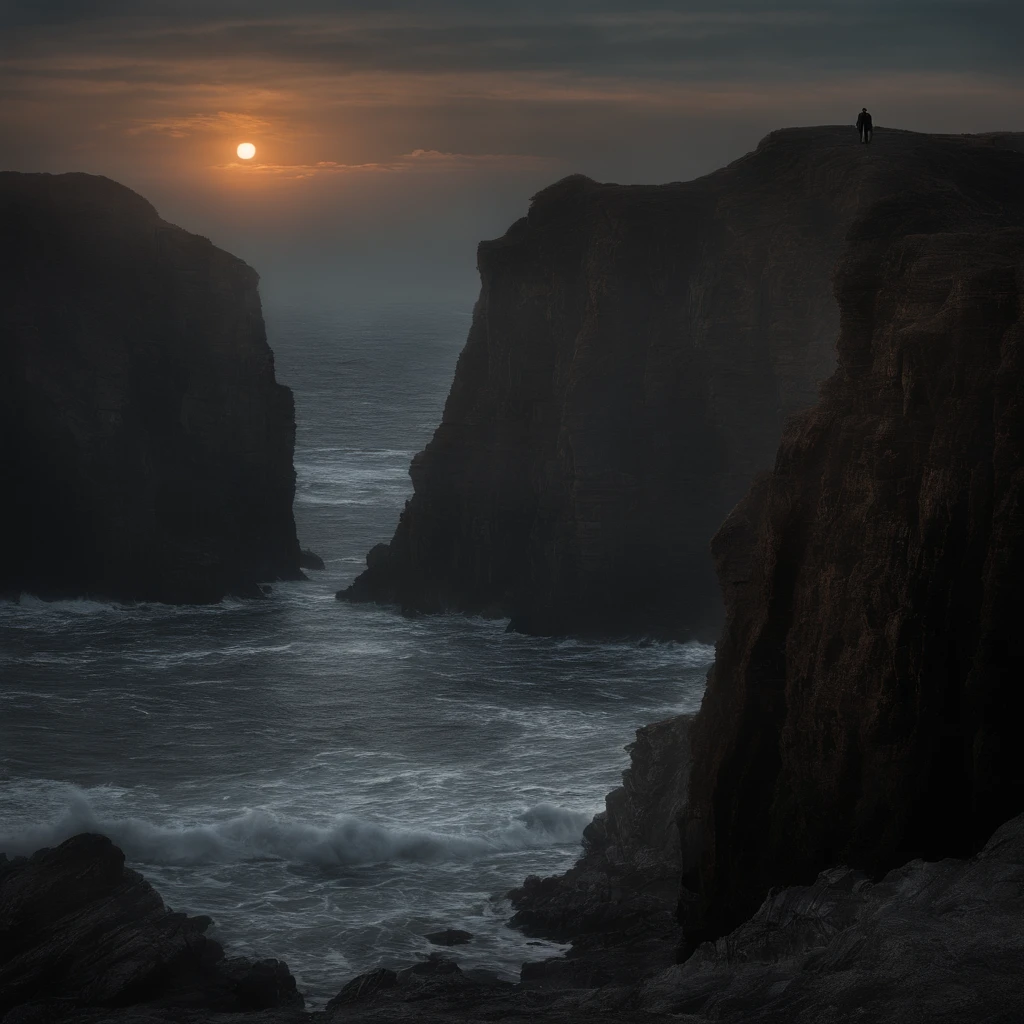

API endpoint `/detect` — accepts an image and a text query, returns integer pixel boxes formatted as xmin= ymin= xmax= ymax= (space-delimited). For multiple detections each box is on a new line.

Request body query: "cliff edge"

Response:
xmin=681 ymin=161 xmax=1024 ymax=944
xmin=342 ymin=126 xmax=1024 ymax=638
xmin=0 ymin=173 xmax=302 ymax=603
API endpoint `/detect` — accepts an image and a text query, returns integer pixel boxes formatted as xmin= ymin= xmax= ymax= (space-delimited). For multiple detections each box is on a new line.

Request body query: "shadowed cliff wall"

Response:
xmin=343 ymin=127 xmax=1024 ymax=638
xmin=681 ymin=154 xmax=1024 ymax=944
xmin=0 ymin=173 xmax=302 ymax=603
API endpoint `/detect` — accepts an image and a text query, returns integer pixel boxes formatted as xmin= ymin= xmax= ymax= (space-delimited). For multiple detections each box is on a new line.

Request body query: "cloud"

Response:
xmin=3 ymin=3 xmax=1024 ymax=80
xmin=402 ymin=148 xmax=556 ymax=169
xmin=126 ymin=110 xmax=273 ymax=137
xmin=2 ymin=0 xmax=1021 ymax=305
xmin=211 ymin=148 xmax=561 ymax=180
xmin=2 ymin=1 xmax=1022 ymax=197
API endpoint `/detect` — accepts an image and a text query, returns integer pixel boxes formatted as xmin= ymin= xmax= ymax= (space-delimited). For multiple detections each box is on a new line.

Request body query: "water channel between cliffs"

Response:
xmin=0 ymin=299 xmax=712 ymax=1006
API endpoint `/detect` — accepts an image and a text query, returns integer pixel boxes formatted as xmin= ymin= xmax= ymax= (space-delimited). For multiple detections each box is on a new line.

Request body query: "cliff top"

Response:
xmin=490 ymin=126 xmax=1024 ymax=252
xmin=0 ymin=170 xmax=251 ymax=283
xmin=0 ymin=170 xmax=160 ymax=221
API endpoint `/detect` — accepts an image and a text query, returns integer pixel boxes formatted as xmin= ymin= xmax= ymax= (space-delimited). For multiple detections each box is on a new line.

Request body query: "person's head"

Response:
xmin=862 ymin=107 xmax=867 ymax=112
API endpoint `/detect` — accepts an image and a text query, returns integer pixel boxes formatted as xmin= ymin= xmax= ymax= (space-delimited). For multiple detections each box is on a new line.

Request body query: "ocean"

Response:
xmin=0 ymin=299 xmax=712 ymax=1006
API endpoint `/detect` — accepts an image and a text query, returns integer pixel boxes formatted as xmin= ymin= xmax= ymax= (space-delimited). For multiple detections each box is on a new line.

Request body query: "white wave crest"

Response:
xmin=0 ymin=792 xmax=592 ymax=868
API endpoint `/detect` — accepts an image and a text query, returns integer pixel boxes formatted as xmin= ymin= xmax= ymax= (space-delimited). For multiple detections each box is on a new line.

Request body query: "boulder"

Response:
xmin=0 ymin=834 xmax=303 ymax=1015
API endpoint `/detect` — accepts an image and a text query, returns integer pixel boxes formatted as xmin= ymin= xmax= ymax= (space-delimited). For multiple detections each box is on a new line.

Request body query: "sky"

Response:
xmin=3 ymin=1 xmax=1023 ymax=304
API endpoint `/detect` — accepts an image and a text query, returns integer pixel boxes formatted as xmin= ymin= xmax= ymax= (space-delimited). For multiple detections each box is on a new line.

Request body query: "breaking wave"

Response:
xmin=0 ymin=791 xmax=593 ymax=868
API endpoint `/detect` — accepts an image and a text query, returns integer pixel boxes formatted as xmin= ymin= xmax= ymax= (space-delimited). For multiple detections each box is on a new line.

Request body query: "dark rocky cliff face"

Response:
xmin=342 ymin=127 xmax=1024 ymax=638
xmin=681 ymin=169 xmax=1024 ymax=943
xmin=0 ymin=173 xmax=302 ymax=603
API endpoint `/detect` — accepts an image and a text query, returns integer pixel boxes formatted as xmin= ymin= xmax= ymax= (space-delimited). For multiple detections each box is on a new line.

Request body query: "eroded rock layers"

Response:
xmin=343 ymin=127 xmax=1024 ymax=638
xmin=0 ymin=172 xmax=302 ymax=603
xmin=682 ymin=176 xmax=1024 ymax=943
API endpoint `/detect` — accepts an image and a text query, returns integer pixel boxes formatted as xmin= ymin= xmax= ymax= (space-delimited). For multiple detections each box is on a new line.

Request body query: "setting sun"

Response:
xmin=236 ymin=142 xmax=256 ymax=160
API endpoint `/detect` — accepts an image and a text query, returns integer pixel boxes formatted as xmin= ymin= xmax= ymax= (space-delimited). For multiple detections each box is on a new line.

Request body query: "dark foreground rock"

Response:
xmin=0 ymin=172 xmax=304 ymax=603
xmin=639 ymin=813 xmax=1024 ymax=1024
xmin=341 ymin=127 xmax=1024 ymax=639
xmin=0 ymin=834 xmax=303 ymax=1017
xmin=5 ymin=818 xmax=1023 ymax=1023
xmin=324 ymin=955 xmax=515 ymax=1017
xmin=681 ymin=220 xmax=1024 ymax=944
xmin=305 ymin=815 xmax=1024 ymax=1024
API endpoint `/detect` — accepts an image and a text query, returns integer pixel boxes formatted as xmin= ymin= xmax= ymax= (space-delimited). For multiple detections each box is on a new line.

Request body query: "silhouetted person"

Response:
xmin=857 ymin=108 xmax=873 ymax=144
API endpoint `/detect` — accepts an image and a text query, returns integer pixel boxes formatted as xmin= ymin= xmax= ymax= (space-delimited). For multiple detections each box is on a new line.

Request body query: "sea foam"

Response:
xmin=0 ymin=791 xmax=592 ymax=868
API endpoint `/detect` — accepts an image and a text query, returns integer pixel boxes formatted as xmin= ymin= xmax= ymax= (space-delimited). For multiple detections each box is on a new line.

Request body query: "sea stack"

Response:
xmin=341 ymin=127 xmax=1024 ymax=639
xmin=0 ymin=172 xmax=303 ymax=603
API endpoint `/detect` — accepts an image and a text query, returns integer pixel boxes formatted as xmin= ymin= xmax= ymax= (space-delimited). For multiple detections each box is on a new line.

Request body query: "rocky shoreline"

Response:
xmin=6 ymin=698 xmax=1020 ymax=1022
xmin=4 ymin=813 xmax=1023 ymax=1023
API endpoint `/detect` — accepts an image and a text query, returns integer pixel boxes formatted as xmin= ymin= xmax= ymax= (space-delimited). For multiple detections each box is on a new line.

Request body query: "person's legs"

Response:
xmin=866 ymin=127 xmax=873 ymax=144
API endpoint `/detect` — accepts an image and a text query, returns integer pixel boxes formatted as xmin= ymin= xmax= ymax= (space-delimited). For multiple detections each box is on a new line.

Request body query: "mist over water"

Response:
xmin=0 ymin=300 xmax=712 ymax=1005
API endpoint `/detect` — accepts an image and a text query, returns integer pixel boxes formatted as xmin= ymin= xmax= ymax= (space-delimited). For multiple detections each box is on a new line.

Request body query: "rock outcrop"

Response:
xmin=640 ymin=813 xmax=1024 ymax=1023
xmin=332 ymin=815 xmax=1024 ymax=1024
xmin=0 ymin=173 xmax=303 ymax=603
xmin=0 ymin=833 xmax=303 ymax=1016
xmin=507 ymin=715 xmax=692 ymax=986
xmin=325 ymin=954 xmax=514 ymax=1017
xmin=341 ymin=127 xmax=1024 ymax=638
xmin=681 ymin=182 xmax=1024 ymax=941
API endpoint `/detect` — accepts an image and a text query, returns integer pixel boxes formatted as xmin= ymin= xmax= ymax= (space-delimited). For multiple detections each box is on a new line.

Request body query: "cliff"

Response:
xmin=342 ymin=127 xmax=1024 ymax=637
xmin=0 ymin=173 xmax=302 ymax=603
xmin=680 ymin=181 xmax=1024 ymax=942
